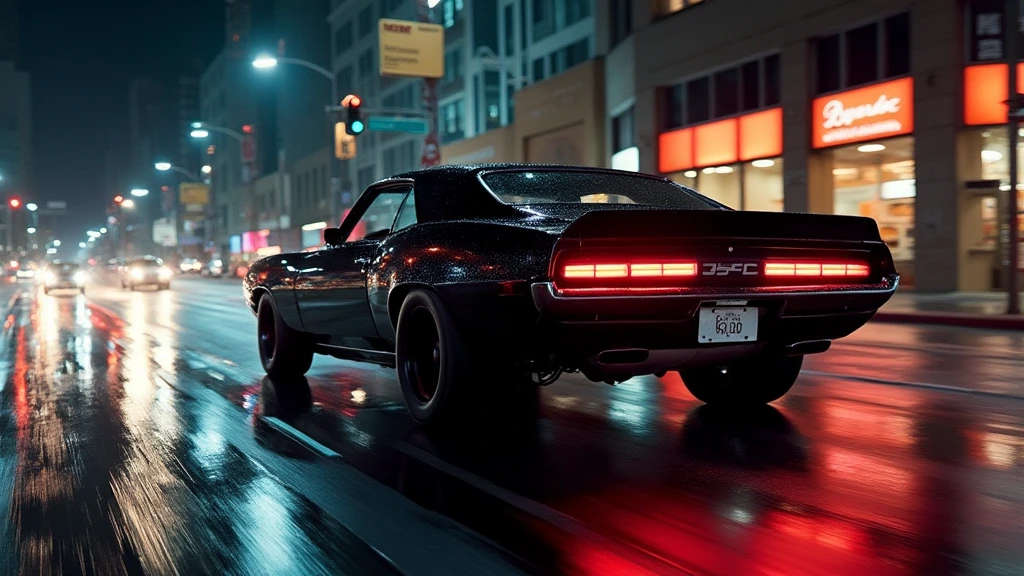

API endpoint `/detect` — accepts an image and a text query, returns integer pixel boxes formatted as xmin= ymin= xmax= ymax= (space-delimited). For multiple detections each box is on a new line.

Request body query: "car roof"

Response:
xmin=384 ymin=164 xmax=676 ymax=222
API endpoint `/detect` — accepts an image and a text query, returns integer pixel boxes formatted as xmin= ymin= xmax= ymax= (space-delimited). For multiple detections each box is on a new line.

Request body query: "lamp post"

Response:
xmin=191 ymin=122 xmax=255 ymax=258
xmin=253 ymin=54 xmax=341 ymax=226
xmin=155 ymin=162 xmax=200 ymax=181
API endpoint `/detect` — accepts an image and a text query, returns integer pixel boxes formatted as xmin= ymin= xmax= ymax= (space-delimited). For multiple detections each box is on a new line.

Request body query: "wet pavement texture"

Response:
xmin=1 ymin=275 xmax=1023 ymax=575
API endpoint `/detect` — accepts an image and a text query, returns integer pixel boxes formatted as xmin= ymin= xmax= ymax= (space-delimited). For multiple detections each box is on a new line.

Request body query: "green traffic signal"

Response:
xmin=350 ymin=120 xmax=365 ymax=134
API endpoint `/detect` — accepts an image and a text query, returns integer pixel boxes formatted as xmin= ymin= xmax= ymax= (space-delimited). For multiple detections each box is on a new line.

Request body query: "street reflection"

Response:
xmin=680 ymin=404 xmax=808 ymax=471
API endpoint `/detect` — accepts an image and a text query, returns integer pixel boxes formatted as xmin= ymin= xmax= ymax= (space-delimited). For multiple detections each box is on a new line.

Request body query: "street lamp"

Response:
xmin=189 ymin=122 xmax=244 ymax=142
xmin=427 ymin=0 xmax=441 ymax=6
xmin=26 ymin=202 xmax=37 ymax=212
xmin=201 ymin=165 xmax=212 ymax=174
xmin=154 ymin=162 xmax=200 ymax=180
xmin=100 ymin=227 xmax=107 ymax=234
xmin=27 ymin=227 xmax=35 ymax=234
xmin=53 ymin=240 xmax=60 ymax=247
xmin=79 ymin=242 xmax=87 ymax=249
xmin=190 ymin=129 xmax=210 ymax=138
xmin=252 ymin=55 xmax=278 ymax=68
xmin=130 ymin=188 xmax=149 ymax=197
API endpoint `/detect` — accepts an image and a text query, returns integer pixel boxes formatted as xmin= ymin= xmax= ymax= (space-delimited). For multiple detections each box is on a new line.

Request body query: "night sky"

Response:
xmin=20 ymin=0 xmax=224 ymax=243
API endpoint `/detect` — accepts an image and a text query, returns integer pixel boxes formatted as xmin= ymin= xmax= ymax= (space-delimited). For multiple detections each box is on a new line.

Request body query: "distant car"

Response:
xmin=179 ymin=258 xmax=202 ymax=274
xmin=203 ymin=258 xmax=225 ymax=277
xmin=243 ymin=164 xmax=899 ymax=424
xmin=15 ymin=258 xmax=38 ymax=279
xmin=42 ymin=261 xmax=87 ymax=294
xmin=122 ymin=257 xmax=172 ymax=290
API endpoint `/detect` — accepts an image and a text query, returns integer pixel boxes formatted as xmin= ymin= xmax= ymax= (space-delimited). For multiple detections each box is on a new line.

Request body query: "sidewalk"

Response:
xmin=872 ymin=291 xmax=1024 ymax=330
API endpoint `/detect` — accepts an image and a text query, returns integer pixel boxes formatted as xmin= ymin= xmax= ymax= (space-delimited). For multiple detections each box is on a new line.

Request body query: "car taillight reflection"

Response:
xmin=764 ymin=262 xmax=870 ymax=277
xmin=563 ymin=261 xmax=698 ymax=279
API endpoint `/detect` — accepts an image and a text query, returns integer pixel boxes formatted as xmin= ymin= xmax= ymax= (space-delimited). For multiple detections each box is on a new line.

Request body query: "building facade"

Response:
xmin=585 ymin=0 xmax=1020 ymax=293
xmin=0 ymin=60 xmax=30 ymax=204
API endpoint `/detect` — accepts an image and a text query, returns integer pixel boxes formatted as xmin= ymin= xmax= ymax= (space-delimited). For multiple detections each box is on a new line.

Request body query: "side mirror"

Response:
xmin=323 ymin=227 xmax=343 ymax=246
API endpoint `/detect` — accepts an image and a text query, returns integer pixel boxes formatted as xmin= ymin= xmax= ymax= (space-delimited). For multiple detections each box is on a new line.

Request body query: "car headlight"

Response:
xmin=131 ymin=269 xmax=144 ymax=280
xmin=158 ymin=267 xmax=172 ymax=278
xmin=73 ymin=271 xmax=88 ymax=285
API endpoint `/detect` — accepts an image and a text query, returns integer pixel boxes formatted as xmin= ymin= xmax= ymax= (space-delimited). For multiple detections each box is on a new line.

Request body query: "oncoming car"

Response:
xmin=42 ymin=261 xmax=87 ymax=294
xmin=122 ymin=257 xmax=173 ymax=290
xmin=243 ymin=164 xmax=898 ymax=424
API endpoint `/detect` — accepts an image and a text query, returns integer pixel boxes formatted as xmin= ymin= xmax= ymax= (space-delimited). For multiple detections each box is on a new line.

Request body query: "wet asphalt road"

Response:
xmin=0 ymin=275 xmax=1022 ymax=575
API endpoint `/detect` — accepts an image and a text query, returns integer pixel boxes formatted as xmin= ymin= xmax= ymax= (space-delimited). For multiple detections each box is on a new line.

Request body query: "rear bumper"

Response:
xmin=530 ymin=276 xmax=898 ymax=374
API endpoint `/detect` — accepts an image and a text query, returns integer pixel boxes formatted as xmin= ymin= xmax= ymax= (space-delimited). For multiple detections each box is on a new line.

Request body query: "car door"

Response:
xmin=295 ymin=185 xmax=411 ymax=347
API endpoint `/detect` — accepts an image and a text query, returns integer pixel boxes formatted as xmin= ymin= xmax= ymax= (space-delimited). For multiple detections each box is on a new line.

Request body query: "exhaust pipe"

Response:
xmin=783 ymin=340 xmax=831 ymax=355
xmin=597 ymin=349 xmax=650 ymax=365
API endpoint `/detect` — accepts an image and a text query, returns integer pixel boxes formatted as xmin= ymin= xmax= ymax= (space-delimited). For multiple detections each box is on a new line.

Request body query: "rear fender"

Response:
xmin=368 ymin=221 xmax=555 ymax=343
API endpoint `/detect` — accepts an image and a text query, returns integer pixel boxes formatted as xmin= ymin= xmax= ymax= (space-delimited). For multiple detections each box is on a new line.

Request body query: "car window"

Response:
xmin=392 ymin=189 xmax=417 ymax=232
xmin=346 ymin=191 xmax=409 ymax=242
xmin=480 ymin=169 xmax=719 ymax=209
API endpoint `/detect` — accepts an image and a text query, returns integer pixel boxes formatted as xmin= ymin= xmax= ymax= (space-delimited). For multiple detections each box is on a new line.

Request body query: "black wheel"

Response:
xmin=680 ymin=353 xmax=803 ymax=406
xmin=395 ymin=289 xmax=471 ymax=424
xmin=257 ymin=293 xmax=313 ymax=378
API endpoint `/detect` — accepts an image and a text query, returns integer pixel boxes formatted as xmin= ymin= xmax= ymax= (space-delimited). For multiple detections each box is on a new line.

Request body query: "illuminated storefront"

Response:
xmin=657 ymin=54 xmax=785 ymax=211
xmin=959 ymin=0 xmax=1024 ymax=288
xmin=810 ymin=77 xmax=916 ymax=282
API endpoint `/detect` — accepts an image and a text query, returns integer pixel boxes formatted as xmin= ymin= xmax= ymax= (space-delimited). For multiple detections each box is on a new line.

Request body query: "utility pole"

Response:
xmin=417 ymin=0 xmax=441 ymax=168
xmin=1008 ymin=0 xmax=1021 ymax=314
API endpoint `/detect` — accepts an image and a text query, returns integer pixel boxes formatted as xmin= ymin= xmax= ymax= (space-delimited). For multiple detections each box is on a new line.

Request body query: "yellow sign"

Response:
xmin=335 ymin=123 xmax=357 ymax=159
xmin=378 ymin=18 xmax=444 ymax=79
xmin=179 ymin=182 xmax=210 ymax=205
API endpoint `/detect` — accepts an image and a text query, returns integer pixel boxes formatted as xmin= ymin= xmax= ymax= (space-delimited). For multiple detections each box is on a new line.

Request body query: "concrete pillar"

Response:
xmin=911 ymin=0 xmax=960 ymax=292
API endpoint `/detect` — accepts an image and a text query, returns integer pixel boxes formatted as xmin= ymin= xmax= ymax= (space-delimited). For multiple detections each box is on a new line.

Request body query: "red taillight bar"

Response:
xmin=764 ymin=262 xmax=870 ymax=277
xmin=562 ymin=261 xmax=698 ymax=279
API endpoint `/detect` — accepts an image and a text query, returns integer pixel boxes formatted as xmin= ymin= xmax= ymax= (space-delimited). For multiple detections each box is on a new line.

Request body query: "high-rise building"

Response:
xmin=0 ymin=0 xmax=19 ymax=66
xmin=0 ymin=61 xmax=31 ymax=203
xmin=176 ymin=76 xmax=200 ymax=175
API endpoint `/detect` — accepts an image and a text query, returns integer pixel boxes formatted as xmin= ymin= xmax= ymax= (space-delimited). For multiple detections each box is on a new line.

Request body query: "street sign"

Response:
xmin=368 ymin=116 xmax=429 ymax=134
xmin=46 ymin=201 xmax=67 ymax=210
xmin=179 ymin=183 xmax=210 ymax=205
xmin=241 ymin=133 xmax=256 ymax=163
xmin=378 ymin=18 xmax=444 ymax=78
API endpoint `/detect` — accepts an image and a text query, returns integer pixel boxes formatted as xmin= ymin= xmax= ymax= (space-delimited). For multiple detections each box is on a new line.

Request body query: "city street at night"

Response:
xmin=0 ymin=274 xmax=1021 ymax=575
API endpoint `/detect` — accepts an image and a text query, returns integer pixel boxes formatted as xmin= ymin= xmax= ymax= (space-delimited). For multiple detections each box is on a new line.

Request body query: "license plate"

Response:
xmin=697 ymin=307 xmax=758 ymax=344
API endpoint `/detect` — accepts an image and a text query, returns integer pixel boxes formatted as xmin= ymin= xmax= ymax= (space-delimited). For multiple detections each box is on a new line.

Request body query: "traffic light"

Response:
xmin=342 ymin=94 xmax=364 ymax=135
xmin=8 ymin=197 xmax=20 ymax=209
xmin=114 ymin=195 xmax=124 ymax=204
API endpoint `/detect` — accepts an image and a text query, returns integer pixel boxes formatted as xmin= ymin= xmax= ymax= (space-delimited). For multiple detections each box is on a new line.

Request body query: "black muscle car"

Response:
xmin=244 ymin=164 xmax=898 ymax=424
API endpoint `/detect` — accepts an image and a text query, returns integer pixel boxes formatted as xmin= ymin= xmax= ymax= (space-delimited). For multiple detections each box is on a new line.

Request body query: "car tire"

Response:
xmin=257 ymin=293 xmax=313 ymax=379
xmin=680 ymin=353 xmax=803 ymax=406
xmin=395 ymin=289 xmax=471 ymax=425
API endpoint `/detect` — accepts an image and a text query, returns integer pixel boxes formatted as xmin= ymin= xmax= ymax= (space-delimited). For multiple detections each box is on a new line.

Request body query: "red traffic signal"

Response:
xmin=342 ymin=94 xmax=361 ymax=108
xmin=342 ymin=94 xmax=364 ymax=135
xmin=114 ymin=195 xmax=124 ymax=204
xmin=242 ymin=124 xmax=254 ymax=134
xmin=8 ymin=197 xmax=20 ymax=209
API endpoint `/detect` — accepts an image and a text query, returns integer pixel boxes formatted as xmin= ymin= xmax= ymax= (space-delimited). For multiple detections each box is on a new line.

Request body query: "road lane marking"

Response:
xmin=395 ymin=441 xmax=696 ymax=575
xmin=261 ymin=416 xmax=341 ymax=459
xmin=800 ymin=369 xmax=1024 ymax=401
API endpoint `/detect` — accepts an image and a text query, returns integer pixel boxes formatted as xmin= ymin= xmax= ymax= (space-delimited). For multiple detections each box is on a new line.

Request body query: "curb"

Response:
xmin=872 ymin=310 xmax=1024 ymax=331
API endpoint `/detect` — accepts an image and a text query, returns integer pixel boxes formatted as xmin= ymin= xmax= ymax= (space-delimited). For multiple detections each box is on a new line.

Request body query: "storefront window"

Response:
xmin=667 ymin=158 xmax=783 ymax=211
xmin=831 ymin=136 xmax=916 ymax=264
xmin=974 ymin=128 xmax=1024 ymax=252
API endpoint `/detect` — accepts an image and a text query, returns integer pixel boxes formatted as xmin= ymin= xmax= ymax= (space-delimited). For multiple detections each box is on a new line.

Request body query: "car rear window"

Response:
xmin=479 ymin=169 xmax=720 ymax=210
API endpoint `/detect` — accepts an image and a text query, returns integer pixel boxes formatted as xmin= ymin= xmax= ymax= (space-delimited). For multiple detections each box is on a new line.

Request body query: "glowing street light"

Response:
xmin=190 ymin=129 xmax=210 ymax=138
xmin=100 ymin=227 xmax=107 ymax=234
xmin=130 ymin=188 xmax=149 ymax=197
xmin=26 ymin=202 xmax=37 ymax=212
xmin=26 ymin=227 xmax=35 ymax=234
xmin=121 ymin=198 xmax=136 ymax=209
xmin=252 ymin=55 xmax=278 ymax=68
xmin=87 ymin=230 xmax=101 ymax=238
xmin=201 ymin=165 xmax=212 ymax=174
xmin=154 ymin=162 xmax=173 ymax=171
xmin=427 ymin=0 xmax=441 ymax=7
xmin=79 ymin=242 xmax=87 ymax=249
xmin=52 ymin=240 xmax=61 ymax=247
